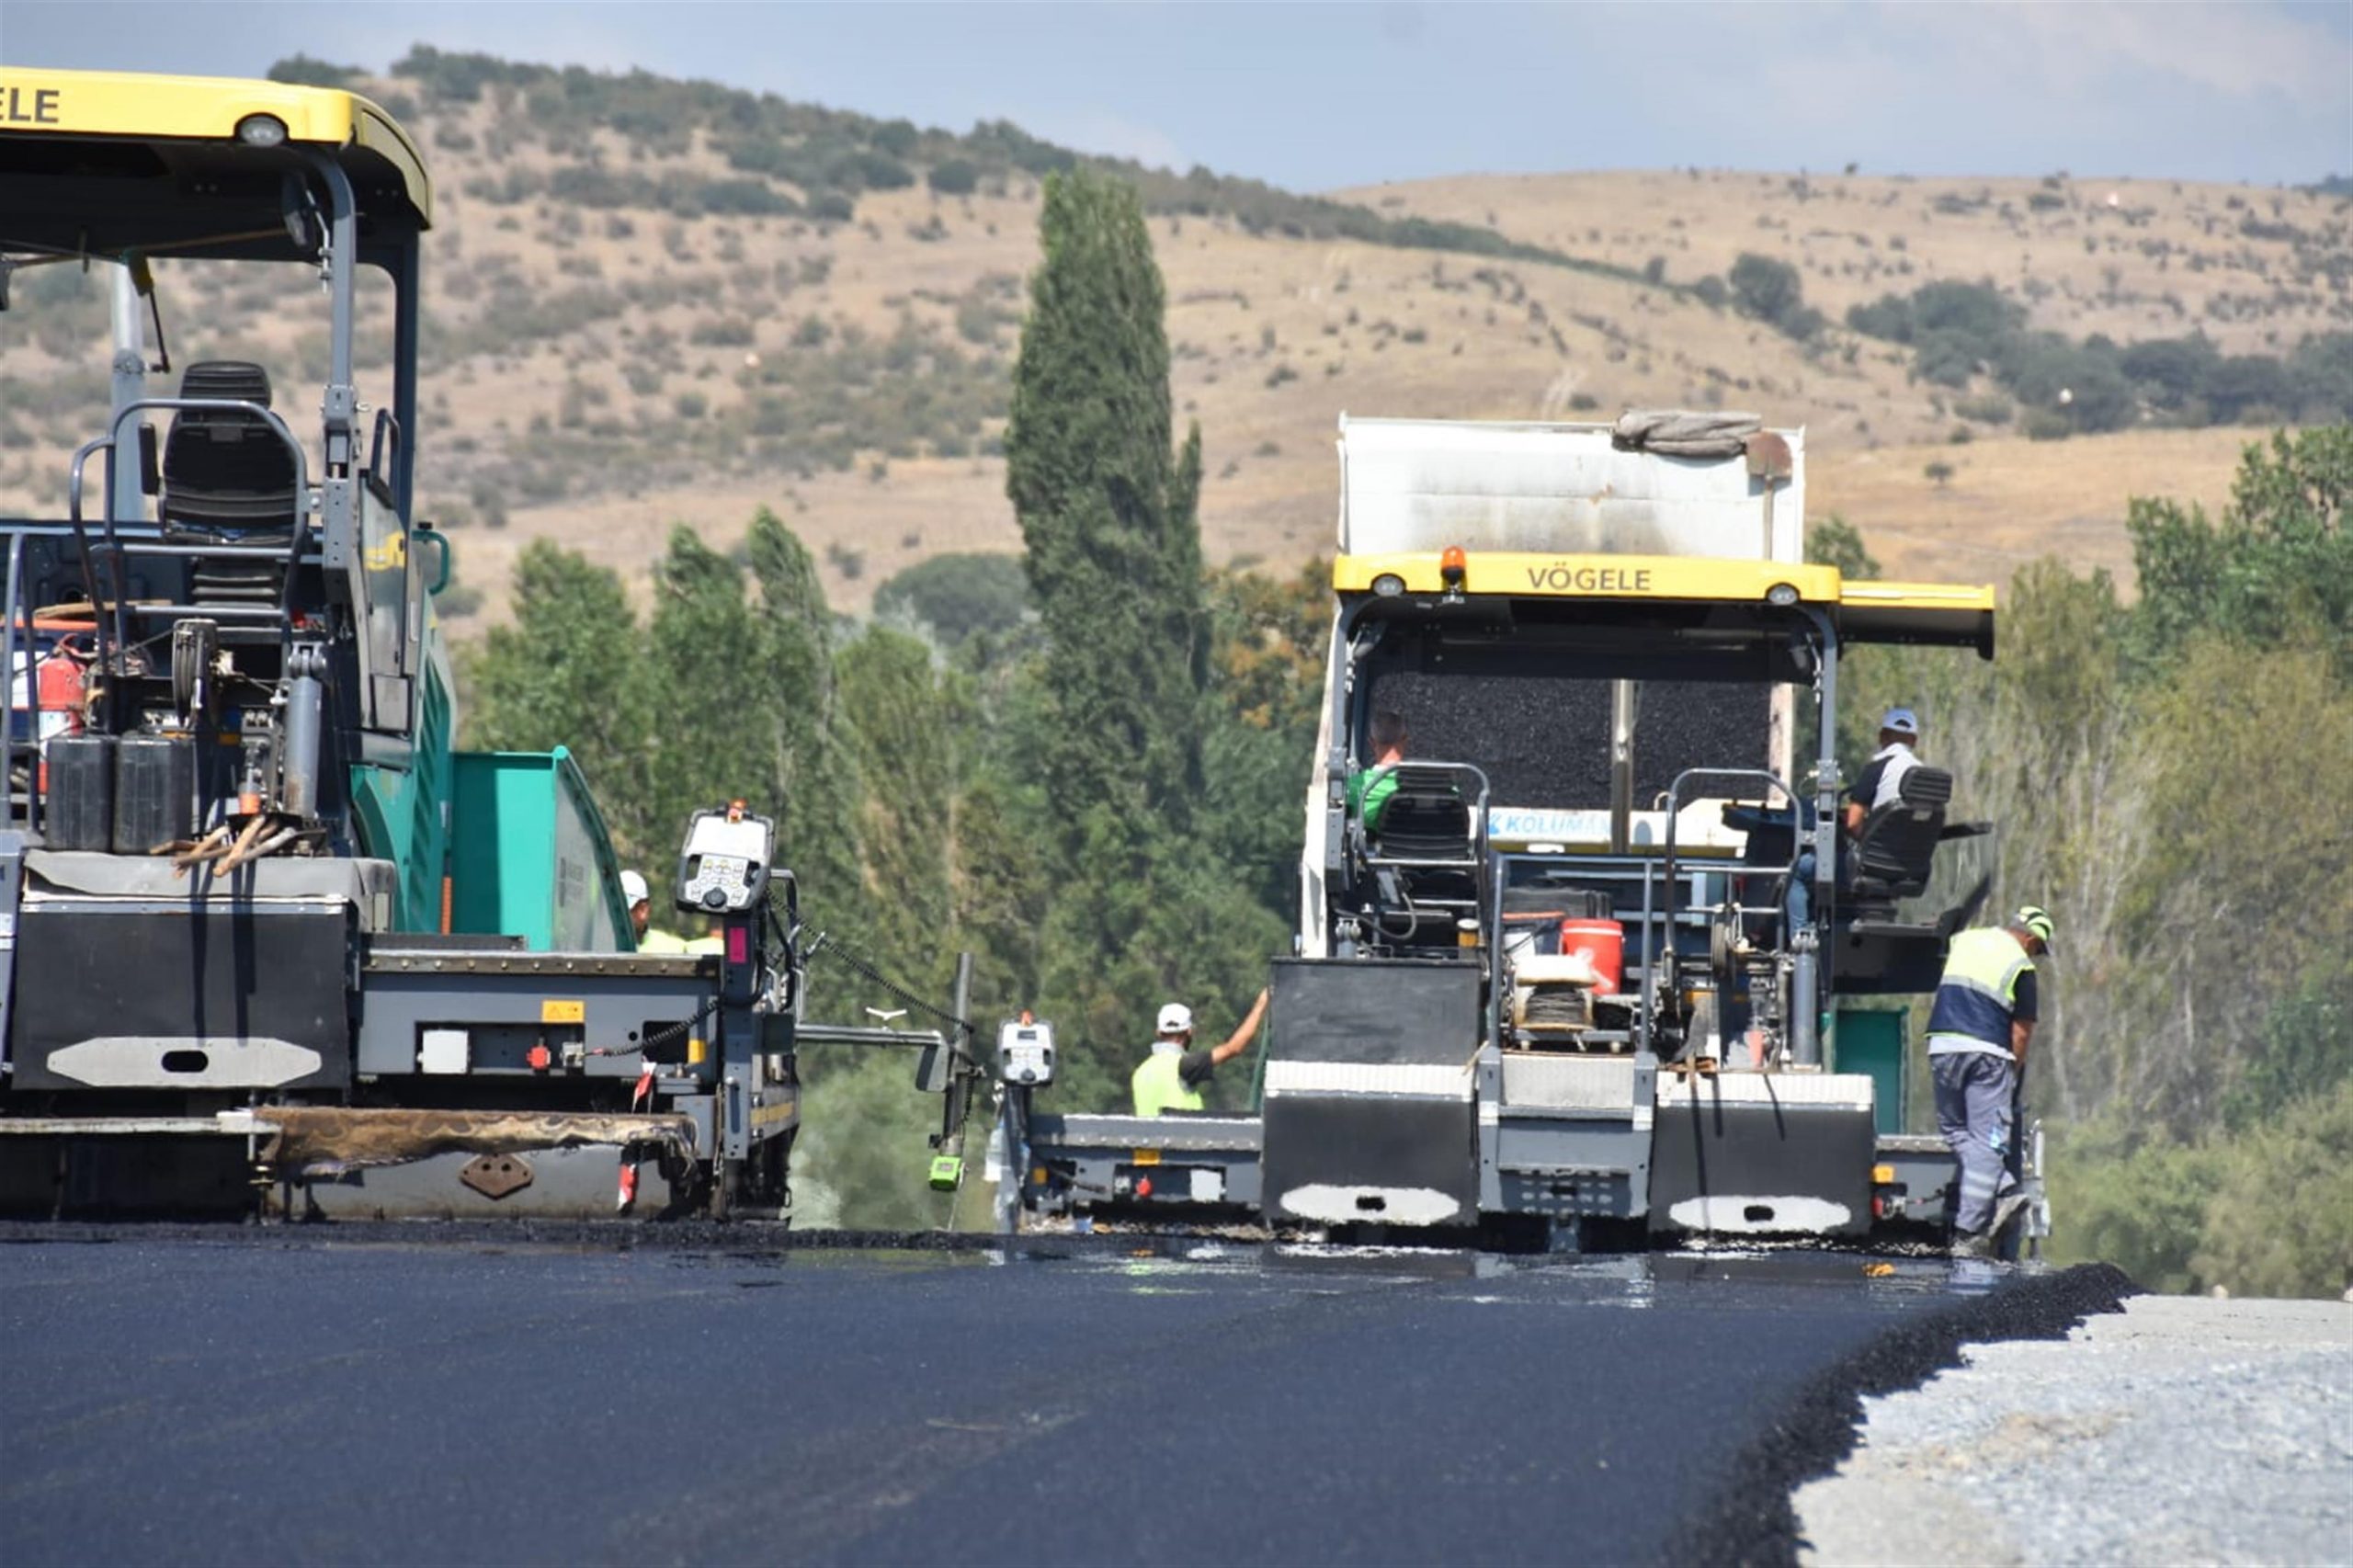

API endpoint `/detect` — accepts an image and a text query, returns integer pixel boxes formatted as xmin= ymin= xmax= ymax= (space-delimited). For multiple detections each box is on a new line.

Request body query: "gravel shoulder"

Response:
xmin=1794 ymin=1294 xmax=2353 ymax=1566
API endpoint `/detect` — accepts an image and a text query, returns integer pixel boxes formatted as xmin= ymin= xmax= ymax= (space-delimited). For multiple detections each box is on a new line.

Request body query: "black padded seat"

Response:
xmin=1368 ymin=766 xmax=1475 ymax=862
xmin=1849 ymin=767 xmax=1951 ymax=903
xmin=161 ymin=361 xmax=299 ymax=538
xmin=1358 ymin=764 xmax=1486 ymax=941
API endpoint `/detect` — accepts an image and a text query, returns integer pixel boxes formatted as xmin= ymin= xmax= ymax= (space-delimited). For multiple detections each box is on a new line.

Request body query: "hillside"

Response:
xmin=5 ymin=51 xmax=2348 ymax=623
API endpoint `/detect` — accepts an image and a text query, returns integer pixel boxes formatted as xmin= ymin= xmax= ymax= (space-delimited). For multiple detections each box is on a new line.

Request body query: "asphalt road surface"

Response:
xmin=0 ymin=1228 xmax=2123 ymax=1566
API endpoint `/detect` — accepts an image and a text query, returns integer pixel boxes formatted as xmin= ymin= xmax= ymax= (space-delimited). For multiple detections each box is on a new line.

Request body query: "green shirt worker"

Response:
xmin=624 ymin=869 xmax=691 ymax=955
xmin=1344 ymin=710 xmax=1410 ymax=834
xmin=1132 ymin=987 xmax=1271 ymax=1117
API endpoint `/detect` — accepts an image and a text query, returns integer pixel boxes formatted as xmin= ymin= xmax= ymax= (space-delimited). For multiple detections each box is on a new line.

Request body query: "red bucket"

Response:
xmin=1559 ymin=918 xmax=1625 ymax=994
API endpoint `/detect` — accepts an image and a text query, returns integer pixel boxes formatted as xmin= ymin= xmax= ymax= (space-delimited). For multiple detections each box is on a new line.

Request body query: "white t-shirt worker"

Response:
xmin=1843 ymin=707 xmax=1923 ymax=836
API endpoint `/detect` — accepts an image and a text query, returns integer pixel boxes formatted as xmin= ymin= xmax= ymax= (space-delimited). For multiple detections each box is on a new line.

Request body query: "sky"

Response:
xmin=4 ymin=1 xmax=2348 ymax=191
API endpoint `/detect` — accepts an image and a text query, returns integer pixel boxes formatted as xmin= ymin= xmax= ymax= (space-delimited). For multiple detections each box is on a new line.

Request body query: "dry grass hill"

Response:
xmin=5 ymin=52 xmax=2347 ymax=628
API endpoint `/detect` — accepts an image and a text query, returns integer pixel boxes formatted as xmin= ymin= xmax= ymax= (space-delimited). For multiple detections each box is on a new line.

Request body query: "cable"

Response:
xmin=802 ymin=931 xmax=976 ymax=1044
xmin=634 ymin=995 xmax=721 ymax=1060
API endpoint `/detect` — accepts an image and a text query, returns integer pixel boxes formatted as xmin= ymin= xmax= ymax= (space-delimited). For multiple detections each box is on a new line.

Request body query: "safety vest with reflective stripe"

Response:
xmin=1927 ymin=926 xmax=2033 ymax=1052
xmin=1131 ymin=1051 xmax=1205 ymax=1118
xmin=637 ymin=928 xmax=690 ymax=954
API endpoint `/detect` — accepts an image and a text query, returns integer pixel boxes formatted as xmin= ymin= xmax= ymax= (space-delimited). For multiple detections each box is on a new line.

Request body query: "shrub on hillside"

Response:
xmin=1728 ymin=253 xmax=1821 ymax=339
xmin=267 ymin=54 xmax=362 ymax=88
xmin=927 ymin=158 xmax=981 ymax=197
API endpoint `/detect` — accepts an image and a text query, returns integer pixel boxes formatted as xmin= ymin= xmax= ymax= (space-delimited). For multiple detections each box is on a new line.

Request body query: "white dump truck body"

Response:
xmin=1335 ymin=415 xmax=1804 ymax=561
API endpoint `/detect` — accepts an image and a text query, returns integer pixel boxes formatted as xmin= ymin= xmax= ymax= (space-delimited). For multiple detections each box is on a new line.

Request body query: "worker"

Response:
xmin=1842 ymin=707 xmax=1924 ymax=837
xmin=1345 ymin=710 xmax=1410 ymax=834
xmin=623 ymin=869 xmax=690 ymax=954
xmin=1927 ymin=904 xmax=2053 ymax=1256
xmin=1131 ymin=987 xmax=1271 ymax=1118
xmin=1780 ymin=706 xmax=1924 ymax=934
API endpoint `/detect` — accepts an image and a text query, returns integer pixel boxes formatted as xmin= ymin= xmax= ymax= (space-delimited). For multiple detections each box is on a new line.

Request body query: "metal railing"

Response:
xmin=8 ymin=399 xmax=323 ymax=829
xmin=1637 ymin=767 xmax=1804 ymax=1059
xmin=69 ymin=399 xmax=316 ymax=687
xmin=4 ymin=531 xmax=44 ymax=834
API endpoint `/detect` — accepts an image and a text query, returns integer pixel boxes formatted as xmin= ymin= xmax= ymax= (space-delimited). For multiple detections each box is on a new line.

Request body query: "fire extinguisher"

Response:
xmin=26 ymin=635 xmax=91 ymax=795
xmin=34 ymin=640 xmax=88 ymax=750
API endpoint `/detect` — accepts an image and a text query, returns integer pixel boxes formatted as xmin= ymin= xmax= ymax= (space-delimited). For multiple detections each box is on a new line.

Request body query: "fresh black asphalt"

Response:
xmin=0 ymin=1227 xmax=2131 ymax=1566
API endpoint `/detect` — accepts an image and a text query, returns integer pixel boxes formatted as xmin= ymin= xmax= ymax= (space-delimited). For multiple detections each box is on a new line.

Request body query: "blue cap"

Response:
xmin=1881 ymin=707 xmax=1920 ymax=736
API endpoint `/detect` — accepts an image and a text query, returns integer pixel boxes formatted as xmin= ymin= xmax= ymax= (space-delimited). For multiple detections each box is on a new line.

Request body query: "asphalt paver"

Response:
xmin=0 ymin=1228 xmax=2129 ymax=1565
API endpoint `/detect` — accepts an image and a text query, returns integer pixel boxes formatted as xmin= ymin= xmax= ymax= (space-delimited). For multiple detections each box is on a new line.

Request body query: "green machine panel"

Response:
xmin=449 ymin=748 xmax=632 ymax=952
xmin=1832 ymin=1006 xmax=1907 ymax=1137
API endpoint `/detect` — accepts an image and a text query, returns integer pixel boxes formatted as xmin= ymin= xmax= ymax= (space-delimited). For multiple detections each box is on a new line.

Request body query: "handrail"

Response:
xmin=64 ymin=437 xmax=119 ymax=716
xmin=3 ymin=532 xmax=28 ymax=833
xmin=368 ymin=406 xmax=402 ymax=494
xmin=1638 ymin=766 xmax=1798 ymax=1059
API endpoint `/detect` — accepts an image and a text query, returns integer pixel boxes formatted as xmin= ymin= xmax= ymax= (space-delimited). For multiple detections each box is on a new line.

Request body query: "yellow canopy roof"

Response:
xmin=0 ymin=68 xmax=430 ymax=261
xmin=1335 ymin=550 xmax=1996 ymax=655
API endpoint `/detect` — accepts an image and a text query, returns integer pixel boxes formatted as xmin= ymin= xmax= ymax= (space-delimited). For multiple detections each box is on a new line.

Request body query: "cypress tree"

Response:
xmin=1003 ymin=170 xmax=1281 ymax=1104
xmin=1006 ymin=168 xmax=1208 ymax=841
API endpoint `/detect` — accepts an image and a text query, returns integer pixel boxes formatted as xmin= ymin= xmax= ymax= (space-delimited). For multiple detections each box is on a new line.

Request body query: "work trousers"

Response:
xmin=1931 ymin=1049 xmax=2018 ymax=1233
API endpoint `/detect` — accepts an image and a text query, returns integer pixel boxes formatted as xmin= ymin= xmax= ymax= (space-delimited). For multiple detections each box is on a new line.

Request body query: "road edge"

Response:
xmin=1664 ymin=1261 xmax=2142 ymax=1568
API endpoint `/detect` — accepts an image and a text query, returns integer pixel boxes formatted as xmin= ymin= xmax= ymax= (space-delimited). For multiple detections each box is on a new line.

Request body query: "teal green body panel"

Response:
xmin=449 ymin=747 xmax=633 ymax=952
xmin=347 ymin=606 xmax=457 ymax=934
xmin=1832 ymin=1007 xmax=1908 ymax=1137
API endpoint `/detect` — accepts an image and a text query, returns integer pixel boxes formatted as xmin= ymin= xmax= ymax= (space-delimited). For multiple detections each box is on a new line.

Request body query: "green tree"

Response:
xmin=1201 ymin=560 xmax=1327 ymax=915
xmin=1006 ymin=167 xmax=1210 ymax=836
xmin=745 ymin=509 xmax=866 ymax=936
xmin=2220 ymin=967 xmax=2353 ymax=1133
xmin=792 ymin=1051 xmax=960 ymax=1232
xmin=1804 ymin=514 xmax=1881 ymax=579
xmin=2046 ymin=1119 xmax=2224 ymax=1293
xmin=1727 ymin=253 xmax=1820 ymax=338
xmin=2130 ymin=426 xmax=2353 ymax=676
xmin=2194 ymin=1079 xmax=2353 ymax=1297
xmin=461 ymin=540 xmax=660 ymax=859
xmin=834 ymin=627 xmax=957 ymax=989
xmin=645 ymin=526 xmax=775 ymax=844
xmin=872 ymin=551 xmax=1032 ymax=646
xmin=1002 ymin=168 xmax=1281 ymax=1102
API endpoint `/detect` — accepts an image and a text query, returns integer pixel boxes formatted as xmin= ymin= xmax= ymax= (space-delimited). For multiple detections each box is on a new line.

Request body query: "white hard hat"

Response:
xmin=1156 ymin=1002 xmax=1193 ymax=1035
xmin=620 ymin=869 xmax=650 ymax=905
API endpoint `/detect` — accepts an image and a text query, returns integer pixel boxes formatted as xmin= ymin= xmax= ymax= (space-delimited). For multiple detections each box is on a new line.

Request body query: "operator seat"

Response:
xmin=161 ymin=361 xmax=301 ymax=615
xmin=1837 ymin=769 xmax=1999 ymax=994
xmin=1368 ymin=767 xmax=1476 ymax=862
xmin=1358 ymin=764 xmax=1487 ymax=946
xmin=1847 ymin=767 xmax=1952 ymax=907
xmin=161 ymin=361 xmax=301 ymax=539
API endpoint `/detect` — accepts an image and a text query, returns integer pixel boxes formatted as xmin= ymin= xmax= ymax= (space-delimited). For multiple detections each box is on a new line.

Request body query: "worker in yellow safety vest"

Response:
xmin=623 ymin=870 xmax=690 ymax=954
xmin=1131 ymin=988 xmax=1270 ymax=1117
xmin=1928 ymin=905 xmax=2053 ymax=1256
